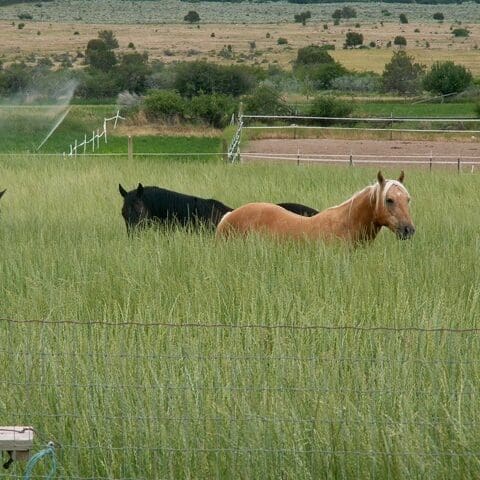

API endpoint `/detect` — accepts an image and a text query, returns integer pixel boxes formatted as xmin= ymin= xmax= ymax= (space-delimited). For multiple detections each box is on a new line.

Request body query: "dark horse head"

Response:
xmin=119 ymin=183 xmax=233 ymax=233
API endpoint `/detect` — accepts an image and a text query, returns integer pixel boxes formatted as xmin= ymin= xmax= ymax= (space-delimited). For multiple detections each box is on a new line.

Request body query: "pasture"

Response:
xmin=1 ymin=155 xmax=480 ymax=479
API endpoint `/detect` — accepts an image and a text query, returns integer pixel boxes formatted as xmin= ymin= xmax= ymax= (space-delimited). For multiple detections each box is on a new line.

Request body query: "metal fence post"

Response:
xmin=128 ymin=135 xmax=133 ymax=161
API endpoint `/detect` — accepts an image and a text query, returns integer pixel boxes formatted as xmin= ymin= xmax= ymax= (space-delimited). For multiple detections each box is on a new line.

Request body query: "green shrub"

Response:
xmin=277 ymin=37 xmax=288 ymax=45
xmin=243 ymin=85 xmax=292 ymax=116
xmin=423 ymin=61 xmax=473 ymax=95
xmin=399 ymin=13 xmax=408 ymax=24
xmin=143 ymin=89 xmax=185 ymax=121
xmin=433 ymin=12 xmax=445 ymax=21
xmin=308 ymin=95 xmax=353 ymax=122
xmin=297 ymin=62 xmax=348 ymax=90
xmin=188 ymin=93 xmax=237 ymax=128
xmin=85 ymin=38 xmax=117 ymax=72
xmin=344 ymin=32 xmax=363 ymax=48
xmin=394 ymin=36 xmax=407 ymax=46
xmin=173 ymin=61 xmax=255 ymax=98
xmin=295 ymin=44 xmax=334 ymax=66
xmin=452 ymin=28 xmax=469 ymax=37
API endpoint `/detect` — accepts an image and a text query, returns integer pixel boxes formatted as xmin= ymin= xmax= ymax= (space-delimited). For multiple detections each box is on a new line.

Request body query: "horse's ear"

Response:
xmin=377 ymin=171 xmax=385 ymax=186
xmin=119 ymin=184 xmax=127 ymax=197
xmin=136 ymin=183 xmax=144 ymax=197
xmin=398 ymin=171 xmax=405 ymax=184
xmin=0 ymin=189 xmax=5 ymax=200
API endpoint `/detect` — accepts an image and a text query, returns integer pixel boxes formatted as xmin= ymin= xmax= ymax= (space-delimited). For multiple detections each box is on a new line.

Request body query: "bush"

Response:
xmin=295 ymin=45 xmax=334 ymax=66
xmin=452 ymin=28 xmax=469 ymax=37
xmin=382 ymin=51 xmax=425 ymax=95
xmin=76 ymin=69 xmax=121 ymax=99
xmin=18 ymin=12 xmax=33 ymax=20
xmin=344 ymin=32 xmax=363 ymax=48
xmin=188 ymin=93 xmax=237 ymax=128
xmin=143 ymin=89 xmax=185 ymax=121
xmin=399 ymin=13 xmax=408 ymax=24
xmin=18 ymin=23 xmax=25 ymax=29
xmin=277 ymin=37 xmax=288 ymax=45
xmin=243 ymin=85 xmax=292 ymax=116
xmin=308 ymin=95 xmax=353 ymax=122
xmin=116 ymin=52 xmax=151 ymax=93
xmin=341 ymin=6 xmax=357 ymax=19
xmin=433 ymin=12 xmax=444 ymax=21
xmin=294 ymin=11 xmax=311 ymax=25
xmin=184 ymin=10 xmax=200 ymax=23
xmin=173 ymin=61 xmax=255 ymax=98
xmin=423 ymin=61 xmax=473 ymax=95
xmin=393 ymin=35 xmax=407 ymax=46
xmin=297 ymin=62 xmax=348 ymax=90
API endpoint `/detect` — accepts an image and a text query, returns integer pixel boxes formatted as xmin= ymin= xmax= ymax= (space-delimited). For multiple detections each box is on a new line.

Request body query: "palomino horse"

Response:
xmin=216 ymin=172 xmax=415 ymax=244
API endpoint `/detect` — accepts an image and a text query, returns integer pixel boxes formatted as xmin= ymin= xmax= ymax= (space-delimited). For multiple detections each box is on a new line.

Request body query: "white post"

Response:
xmin=92 ymin=131 xmax=95 ymax=152
xmin=114 ymin=110 xmax=120 ymax=128
xmin=104 ymin=119 xmax=107 ymax=143
xmin=69 ymin=144 xmax=73 ymax=156
xmin=83 ymin=134 xmax=87 ymax=154
xmin=74 ymin=139 xmax=78 ymax=159
xmin=97 ymin=129 xmax=100 ymax=149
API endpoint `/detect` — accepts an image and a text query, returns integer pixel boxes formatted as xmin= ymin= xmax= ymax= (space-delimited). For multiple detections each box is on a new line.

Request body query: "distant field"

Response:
xmin=1 ymin=14 xmax=480 ymax=74
xmin=1 ymin=0 xmax=480 ymax=24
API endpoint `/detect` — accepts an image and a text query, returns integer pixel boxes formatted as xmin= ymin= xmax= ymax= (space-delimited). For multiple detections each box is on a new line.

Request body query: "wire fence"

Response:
xmin=66 ymin=110 xmax=125 ymax=158
xmin=2 ymin=317 xmax=480 ymax=479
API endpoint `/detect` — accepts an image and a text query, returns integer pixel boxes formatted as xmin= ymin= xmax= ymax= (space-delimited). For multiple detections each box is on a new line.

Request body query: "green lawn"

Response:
xmin=1 ymin=158 xmax=479 ymax=479
xmin=352 ymin=101 xmax=478 ymax=118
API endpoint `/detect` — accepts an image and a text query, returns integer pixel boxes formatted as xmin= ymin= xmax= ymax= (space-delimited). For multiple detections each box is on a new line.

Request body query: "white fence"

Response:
xmin=66 ymin=110 xmax=125 ymax=157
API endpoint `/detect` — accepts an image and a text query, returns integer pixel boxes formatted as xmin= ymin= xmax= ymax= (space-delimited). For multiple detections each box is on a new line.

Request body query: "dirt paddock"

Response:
xmin=242 ymin=139 xmax=480 ymax=170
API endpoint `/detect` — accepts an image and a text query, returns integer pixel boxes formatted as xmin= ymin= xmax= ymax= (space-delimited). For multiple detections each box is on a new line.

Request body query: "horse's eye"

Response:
xmin=386 ymin=198 xmax=394 ymax=205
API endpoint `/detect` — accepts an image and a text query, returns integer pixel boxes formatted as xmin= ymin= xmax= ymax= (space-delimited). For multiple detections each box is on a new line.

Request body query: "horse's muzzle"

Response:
xmin=396 ymin=224 xmax=416 ymax=240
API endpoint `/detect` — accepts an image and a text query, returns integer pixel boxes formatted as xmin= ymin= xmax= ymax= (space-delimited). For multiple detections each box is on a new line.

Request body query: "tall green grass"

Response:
xmin=1 ymin=158 xmax=479 ymax=479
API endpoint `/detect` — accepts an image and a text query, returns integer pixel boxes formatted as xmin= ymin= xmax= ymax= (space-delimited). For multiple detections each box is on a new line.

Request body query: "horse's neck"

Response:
xmin=326 ymin=186 xmax=381 ymax=242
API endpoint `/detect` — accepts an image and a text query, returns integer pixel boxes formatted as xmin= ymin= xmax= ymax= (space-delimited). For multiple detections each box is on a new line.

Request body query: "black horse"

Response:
xmin=276 ymin=202 xmax=318 ymax=217
xmin=119 ymin=183 xmax=318 ymax=232
xmin=119 ymin=183 xmax=231 ymax=232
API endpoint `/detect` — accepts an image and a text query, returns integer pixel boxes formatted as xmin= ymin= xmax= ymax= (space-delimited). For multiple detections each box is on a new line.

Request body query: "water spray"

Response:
xmin=35 ymin=106 xmax=72 ymax=151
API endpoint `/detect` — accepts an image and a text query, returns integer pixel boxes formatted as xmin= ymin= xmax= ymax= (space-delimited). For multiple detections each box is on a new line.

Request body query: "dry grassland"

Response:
xmin=1 ymin=20 xmax=479 ymax=74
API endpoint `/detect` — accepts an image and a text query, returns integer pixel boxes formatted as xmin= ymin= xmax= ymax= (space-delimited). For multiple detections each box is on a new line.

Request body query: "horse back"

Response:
xmin=217 ymin=202 xmax=310 ymax=238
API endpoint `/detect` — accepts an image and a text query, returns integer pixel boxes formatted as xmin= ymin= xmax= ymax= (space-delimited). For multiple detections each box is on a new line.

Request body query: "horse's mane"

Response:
xmin=331 ymin=179 xmax=410 ymax=211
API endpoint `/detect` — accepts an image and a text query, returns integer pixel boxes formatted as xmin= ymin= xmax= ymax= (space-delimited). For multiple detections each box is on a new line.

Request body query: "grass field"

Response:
xmin=0 ymin=105 xmax=223 ymax=154
xmin=1 ymin=156 xmax=480 ymax=478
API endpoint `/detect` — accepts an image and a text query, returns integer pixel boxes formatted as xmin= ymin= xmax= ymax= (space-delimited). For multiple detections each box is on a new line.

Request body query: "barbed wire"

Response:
xmin=1 ymin=317 xmax=479 ymax=333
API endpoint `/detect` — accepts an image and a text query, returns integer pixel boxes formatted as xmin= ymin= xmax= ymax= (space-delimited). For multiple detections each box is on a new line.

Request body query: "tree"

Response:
xmin=295 ymin=45 xmax=334 ymax=66
xmin=423 ymin=61 xmax=472 ymax=95
xmin=243 ymin=85 xmax=292 ymax=116
xmin=399 ymin=13 xmax=408 ymax=24
xmin=116 ymin=52 xmax=151 ymax=93
xmin=393 ymin=35 xmax=407 ymax=47
xmin=85 ymin=38 xmax=116 ymax=72
xmin=341 ymin=6 xmax=357 ymax=19
xmin=98 ymin=30 xmax=119 ymax=49
xmin=452 ymin=28 xmax=469 ymax=37
xmin=332 ymin=9 xmax=342 ymax=20
xmin=184 ymin=10 xmax=200 ymax=23
xmin=344 ymin=32 xmax=363 ymax=48
xmin=294 ymin=10 xmax=311 ymax=25
xmin=382 ymin=51 xmax=425 ymax=95
xmin=433 ymin=12 xmax=444 ymax=21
